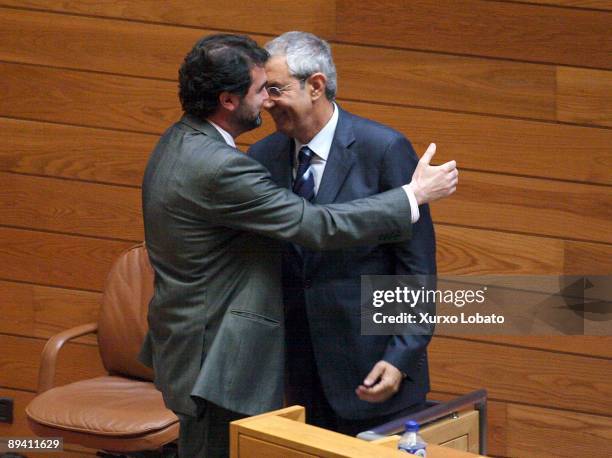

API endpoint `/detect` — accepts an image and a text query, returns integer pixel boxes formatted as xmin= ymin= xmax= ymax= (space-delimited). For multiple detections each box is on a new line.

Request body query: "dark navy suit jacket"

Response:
xmin=249 ymin=106 xmax=436 ymax=420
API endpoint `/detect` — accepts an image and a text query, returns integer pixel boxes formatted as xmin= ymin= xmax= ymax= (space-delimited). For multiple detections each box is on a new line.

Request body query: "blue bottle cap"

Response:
xmin=405 ymin=420 xmax=419 ymax=432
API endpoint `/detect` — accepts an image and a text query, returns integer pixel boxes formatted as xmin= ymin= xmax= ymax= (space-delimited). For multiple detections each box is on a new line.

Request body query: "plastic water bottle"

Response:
xmin=398 ymin=420 xmax=427 ymax=456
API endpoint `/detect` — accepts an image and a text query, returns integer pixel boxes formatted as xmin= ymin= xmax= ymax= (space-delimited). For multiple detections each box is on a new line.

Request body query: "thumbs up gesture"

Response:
xmin=409 ymin=143 xmax=458 ymax=205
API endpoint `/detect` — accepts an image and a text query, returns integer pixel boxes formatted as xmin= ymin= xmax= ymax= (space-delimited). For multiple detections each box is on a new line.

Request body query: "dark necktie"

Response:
xmin=293 ymin=146 xmax=315 ymax=201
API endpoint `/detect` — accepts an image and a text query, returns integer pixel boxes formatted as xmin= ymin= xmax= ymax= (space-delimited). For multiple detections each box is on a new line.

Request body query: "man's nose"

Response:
xmin=263 ymin=95 xmax=275 ymax=110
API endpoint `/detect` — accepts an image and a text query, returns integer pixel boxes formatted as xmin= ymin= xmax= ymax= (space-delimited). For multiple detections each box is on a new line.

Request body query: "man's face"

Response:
xmin=234 ymin=65 xmax=268 ymax=133
xmin=263 ymin=55 xmax=313 ymax=140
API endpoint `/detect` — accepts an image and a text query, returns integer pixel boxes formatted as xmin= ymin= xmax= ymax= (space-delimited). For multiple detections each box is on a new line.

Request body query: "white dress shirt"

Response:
xmin=208 ymin=119 xmax=236 ymax=147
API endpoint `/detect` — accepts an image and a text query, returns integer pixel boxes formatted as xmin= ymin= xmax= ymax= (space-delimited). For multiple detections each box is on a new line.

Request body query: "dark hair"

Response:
xmin=178 ymin=34 xmax=269 ymax=119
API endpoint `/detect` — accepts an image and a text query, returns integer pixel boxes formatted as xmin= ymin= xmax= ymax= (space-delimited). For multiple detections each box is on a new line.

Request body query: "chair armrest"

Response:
xmin=38 ymin=322 xmax=98 ymax=394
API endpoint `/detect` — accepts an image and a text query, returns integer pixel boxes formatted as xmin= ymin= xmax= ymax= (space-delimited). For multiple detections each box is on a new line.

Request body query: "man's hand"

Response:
xmin=355 ymin=360 xmax=404 ymax=403
xmin=408 ymin=143 xmax=458 ymax=205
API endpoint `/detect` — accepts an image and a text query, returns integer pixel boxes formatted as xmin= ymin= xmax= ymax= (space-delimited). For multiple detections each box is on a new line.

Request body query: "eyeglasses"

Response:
xmin=266 ymin=78 xmax=307 ymax=99
xmin=265 ymin=83 xmax=293 ymax=99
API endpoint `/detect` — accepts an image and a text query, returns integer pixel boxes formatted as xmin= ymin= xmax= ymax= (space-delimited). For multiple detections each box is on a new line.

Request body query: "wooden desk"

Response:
xmin=231 ymin=406 xmax=486 ymax=457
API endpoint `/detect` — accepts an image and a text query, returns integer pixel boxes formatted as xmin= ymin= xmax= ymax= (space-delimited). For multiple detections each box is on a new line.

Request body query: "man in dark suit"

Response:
xmin=249 ymin=31 xmax=438 ymax=436
xmin=140 ymin=34 xmax=457 ymax=457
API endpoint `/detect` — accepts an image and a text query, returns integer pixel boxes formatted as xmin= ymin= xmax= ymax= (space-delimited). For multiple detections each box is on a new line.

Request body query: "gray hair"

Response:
xmin=265 ymin=31 xmax=337 ymax=100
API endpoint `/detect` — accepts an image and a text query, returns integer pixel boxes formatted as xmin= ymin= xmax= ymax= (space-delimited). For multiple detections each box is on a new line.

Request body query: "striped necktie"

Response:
xmin=293 ymin=146 xmax=315 ymax=201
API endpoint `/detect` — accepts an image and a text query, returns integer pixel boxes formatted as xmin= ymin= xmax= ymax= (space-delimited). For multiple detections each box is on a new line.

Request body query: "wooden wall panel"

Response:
xmin=0 ymin=334 xmax=105 ymax=392
xmin=339 ymin=101 xmax=612 ymax=186
xmin=436 ymin=225 xmax=565 ymax=275
xmin=4 ymin=63 xmax=611 ymax=185
xmin=430 ymin=170 xmax=612 ymax=244
xmin=336 ymin=0 xmax=612 ymax=68
xmin=0 ymin=118 xmax=155 ymax=186
xmin=0 ymin=225 xmax=612 ymax=338
xmin=334 ymin=44 xmax=557 ymax=120
xmin=563 ymin=239 xmax=612 ymax=274
xmin=0 ymin=117 xmax=244 ymax=186
xmin=557 ymin=67 xmax=612 ymax=127
xmin=0 ymin=227 xmax=134 ymax=290
xmin=0 ymin=280 xmax=100 ymax=344
xmin=0 ymin=62 xmax=180 ymax=134
xmin=0 ymin=0 xmax=336 ymax=37
xmin=450 ymin=335 xmax=612 ymax=359
xmin=0 ymin=172 xmax=143 ymax=240
xmin=507 ymin=0 xmax=612 ymax=10
xmin=0 ymin=7 xmax=199 ymax=79
xmin=429 ymin=337 xmax=612 ymax=415
xmin=4 ymin=8 xmax=612 ymax=130
xmin=436 ymin=225 xmax=612 ymax=275
xmin=505 ymin=403 xmax=612 ymax=457
xmin=4 ymin=168 xmax=610 ymax=262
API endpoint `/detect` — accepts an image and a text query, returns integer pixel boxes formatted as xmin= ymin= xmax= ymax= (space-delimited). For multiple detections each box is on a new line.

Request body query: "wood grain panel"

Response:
xmin=0 ymin=0 xmax=335 ymax=37
xmin=0 ymin=280 xmax=100 ymax=344
xmin=3 ymin=65 xmax=611 ymax=185
xmin=563 ymin=239 xmax=612 ymax=274
xmin=436 ymin=225 xmax=612 ymax=274
xmin=0 ymin=334 xmax=105 ymax=392
xmin=505 ymin=403 xmax=612 ymax=457
xmin=0 ymin=8 xmax=563 ymax=123
xmin=0 ymin=388 xmax=97 ymax=456
xmin=507 ymin=0 xmax=612 ymax=10
xmin=3 ymin=166 xmax=610 ymax=262
xmin=0 ymin=172 xmax=143 ymax=240
xmin=0 ymin=7 xmax=199 ymax=79
xmin=431 ymin=170 xmax=612 ymax=244
xmin=436 ymin=225 xmax=564 ymax=275
xmin=429 ymin=336 xmax=612 ymax=415
xmin=0 ymin=227 xmax=134 ymax=290
xmin=0 ymin=118 xmax=155 ymax=186
xmin=338 ymin=101 xmax=612 ymax=186
xmin=557 ymin=67 xmax=612 ymax=127
xmin=0 ymin=62 xmax=181 ymax=134
xmin=334 ymin=44 xmax=557 ymax=120
xmin=5 ymin=213 xmax=610 ymax=304
xmin=5 ymin=7 xmax=610 ymax=128
xmin=336 ymin=0 xmax=612 ymax=69
xmin=448 ymin=335 xmax=612 ymax=359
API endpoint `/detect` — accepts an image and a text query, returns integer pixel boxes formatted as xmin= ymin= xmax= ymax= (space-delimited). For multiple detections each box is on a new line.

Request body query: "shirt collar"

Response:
xmin=207 ymin=119 xmax=236 ymax=148
xmin=294 ymin=102 xmax=338 ymax=161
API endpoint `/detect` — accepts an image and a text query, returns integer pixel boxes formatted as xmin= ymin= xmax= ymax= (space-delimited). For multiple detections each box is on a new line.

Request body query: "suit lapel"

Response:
xmin=314 ymin=108 xmax=356 ymax=205
xmin=305 ymin=108 xmax=356 ymax=272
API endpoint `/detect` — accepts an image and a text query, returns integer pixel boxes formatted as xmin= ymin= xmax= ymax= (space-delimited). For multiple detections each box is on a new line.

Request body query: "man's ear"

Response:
xmin=218 ymin=91 xmax=241 ymax=112
xmin=307 ymin=73 xmax=328 ymax=101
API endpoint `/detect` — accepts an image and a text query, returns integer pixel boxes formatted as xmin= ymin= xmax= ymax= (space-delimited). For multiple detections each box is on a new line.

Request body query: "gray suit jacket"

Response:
xmin=139 ymin=114 xmax=413 ymax=416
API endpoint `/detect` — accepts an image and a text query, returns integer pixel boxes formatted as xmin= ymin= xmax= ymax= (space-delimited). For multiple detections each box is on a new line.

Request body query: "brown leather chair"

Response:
xmin=25 ymin=244 xmax=179 ymax=454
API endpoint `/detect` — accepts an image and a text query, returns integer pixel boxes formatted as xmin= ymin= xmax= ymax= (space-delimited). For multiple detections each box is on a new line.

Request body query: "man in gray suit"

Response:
xmin=139 ymin=34 xmax=457 ymax=457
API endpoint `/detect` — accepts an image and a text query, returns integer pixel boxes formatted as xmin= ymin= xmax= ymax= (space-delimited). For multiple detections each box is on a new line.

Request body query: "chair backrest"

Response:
xmin=98 ymin=244 xmax=154 ymax=381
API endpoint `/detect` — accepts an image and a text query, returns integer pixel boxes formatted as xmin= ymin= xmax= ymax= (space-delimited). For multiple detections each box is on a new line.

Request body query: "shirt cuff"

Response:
xmin=402 ymin=184 xmax=420 ymax=223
